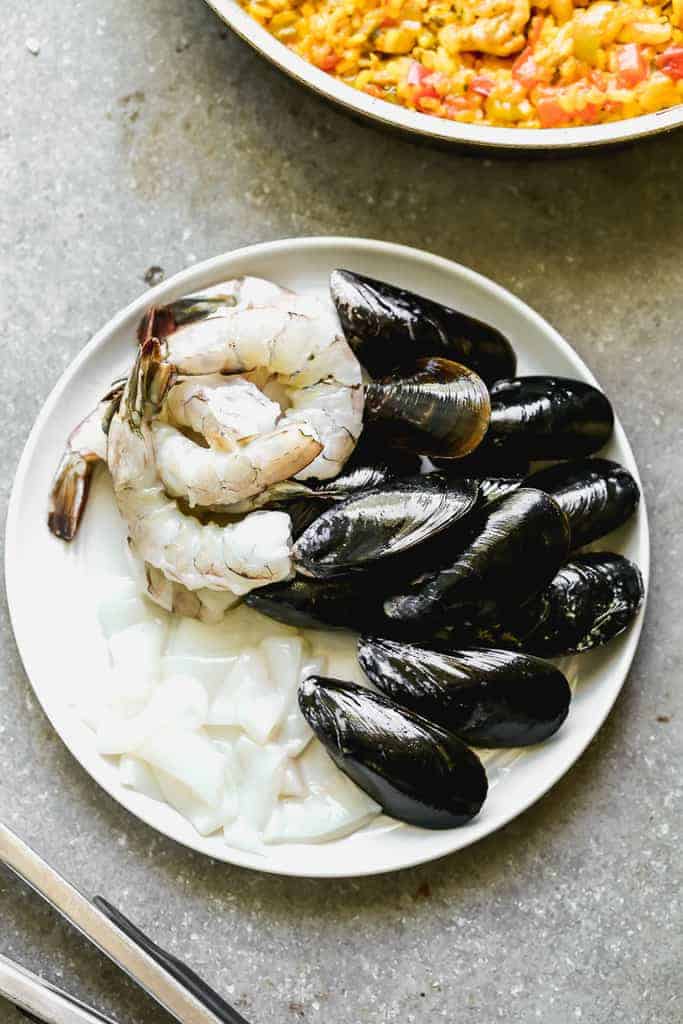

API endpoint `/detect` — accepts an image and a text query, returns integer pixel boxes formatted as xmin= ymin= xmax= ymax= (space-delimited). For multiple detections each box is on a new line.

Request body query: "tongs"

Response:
xmin=0 ymin=821 xmax=251 ymax=1024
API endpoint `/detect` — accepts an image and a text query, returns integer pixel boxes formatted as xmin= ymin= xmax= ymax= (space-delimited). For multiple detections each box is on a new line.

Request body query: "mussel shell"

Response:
xmin=525 ymin=458 xmax=640 ymax=549
xmin=345 ymin=430 xmax=425 ymax=473
xmin=432 ymin=444 xmax=530 ymax=480
xmin=245 ymin=576 xmax=393 ymax=633
xmin=488 ymin=376 xmax=614 ymax=459
xmin=229 ymin=442 xmax=423 ymax=535
xmin=364 ymin=358 xmax=490 ymax=458
xmin=314 ymin=436 xmax=422 ymax=498
xmin=384 ymin=488 xmax=571 ymax=628
xmin=440 ymin=552 xmax=644 ymax=656
xmin=299 ymin=676 xmax=488 ymax=828
xmin=506 ymin=552 xmax=644 ymax=657
xmin=293 ymin=474 xmax=479 ymax=578
xmin=330 ymin=269 xmax=516 ymax=385
xmin=431 ymin=474 xmax=521 ymax=505
xmin=358 ymin=638 xmax=571 ymax=747
xmin=285 ymin=497 xmax=333 ymax=539
xmin=476 ymin=477 xmax=524 ymax=504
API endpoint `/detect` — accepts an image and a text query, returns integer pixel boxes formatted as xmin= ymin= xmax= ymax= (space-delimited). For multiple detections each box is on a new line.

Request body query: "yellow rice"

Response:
xmin=243 ymin=0 xmax=683 ymax=127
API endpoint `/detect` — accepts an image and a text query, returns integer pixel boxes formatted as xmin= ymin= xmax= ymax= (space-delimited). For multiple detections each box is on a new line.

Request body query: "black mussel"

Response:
xmin=364 ymin=358 xmax=490 ymax=458
xmin=245 ymin=576 xmax=393 ymax=633
xmin=299 ymin=676 xmax=488 ymax=828
xmin=385 ymin=488 xmax=571 ymax=628
xmin=232 ymin=443 xmax=424 ymax=534
xmin=317 ymin=463 xmax=394 ymax=498
xmin=476 ymin=477 xmax=524 ymax=504
xmin=293 ymin=475 xmax=479 ymax=578
xmin=432 ymin=444 xmax=530 ymax=480
xmin=427 ymin=472 xmax=521 ymax=507
xmin=503 ymin=552 xmax=644 ymax=657
xmin=338 ymin=430 xmax=424 ymax=479
xmin=525 ymin=458 xmax=640 ymax=549
xmin=330 ymin=269 xmax=516 ymax=384
xmin=442 ymin=552 xmax=645 ymax=656
xmin=488 ymin=376 xmax=614 ymax=459
xmin=313 ymin=439 xmax=422 ymax=499
xmin=286 ymin=497 xmax=332 ymax=539
xmin=358 ymin=638 xmax=571 ymax=748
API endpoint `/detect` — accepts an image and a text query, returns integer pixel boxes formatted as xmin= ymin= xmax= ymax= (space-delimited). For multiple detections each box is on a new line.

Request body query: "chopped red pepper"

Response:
xmin=407 ymin=60 xmax=439 ymax=100
xmin=317 ymin=53 xmax=340 ymax=72
xmin=616 ymin=43 xmax=649 ymax=88
xmin=444 ymin=97 xmax=475 ymax=118
xmin=470 ymin=75 xmax=495 ymax=98
xmin=656 ymin=46 xmax=683 ymax=81
xmin=578 ymin=100 xmax=601 ymax=124
xmin=512 ymin=47 xmax=542 ymax=90
xmin=536 ymin=90 xmax=571 ymax=127
xmin=381 ymin=15 xmax=398 ymax=26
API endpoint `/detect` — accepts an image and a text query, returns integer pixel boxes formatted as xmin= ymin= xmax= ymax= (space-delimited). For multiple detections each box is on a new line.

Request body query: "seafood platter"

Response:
xmin=6 ymin=238 xmax=648 ymax=876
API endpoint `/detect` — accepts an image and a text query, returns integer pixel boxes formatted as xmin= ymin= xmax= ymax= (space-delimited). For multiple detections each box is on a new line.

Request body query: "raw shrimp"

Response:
xmin=439 ymin=0 xmax=530 ymax=56
xmin=107 ymin=339 xmax=294 ymax=596
xmin=281 ymin=381 xmax=364 ymax=481
xmin=144 ymin=563 xmax=241 ymax=622
xmin=164 ymin=375 xmax=281 ymax=451
xmin=152 ymin=420 xmax=322 ymax=508
xmin=48 ymin=380 xmax=124 ymax=540
xmin=150 ymin=276 xmax=363 ymax=482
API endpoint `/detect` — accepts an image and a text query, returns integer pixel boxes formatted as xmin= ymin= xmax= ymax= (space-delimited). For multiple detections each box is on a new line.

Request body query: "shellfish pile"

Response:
xmin=48 ymin=270 xmax=645 ymax=833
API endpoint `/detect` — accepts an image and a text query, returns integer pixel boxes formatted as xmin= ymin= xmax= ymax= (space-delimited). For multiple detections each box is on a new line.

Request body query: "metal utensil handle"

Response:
xmin=0 ymin=952 xmax=116 ymax=1024
xmin=94 ymin=899 xmax=250 ymax=1024
xmin=0 ymin=822 xmax=250 ymax=1024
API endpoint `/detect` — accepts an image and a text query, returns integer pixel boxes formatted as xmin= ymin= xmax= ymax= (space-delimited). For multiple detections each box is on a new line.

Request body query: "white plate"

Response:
xmin=5 ymin=238 xmax=649 ymax=877
xmin=204 ymin=0 xmax=683 ymax=151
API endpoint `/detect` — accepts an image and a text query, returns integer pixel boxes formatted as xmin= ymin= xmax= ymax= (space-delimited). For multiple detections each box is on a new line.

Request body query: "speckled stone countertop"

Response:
xmin=1 ymin=2 xmax=681 ymax=1022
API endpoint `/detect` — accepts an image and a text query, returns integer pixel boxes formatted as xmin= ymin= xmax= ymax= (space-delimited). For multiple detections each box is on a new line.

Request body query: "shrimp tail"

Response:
xmin=137 ymin=295 xmax=236 ymax=345
xmin=126 ymin=337 xmax=176 ymax=430
xmin=47 ymin=450 xmax=98 ymax=540
xmin=47 ymin=379 xmax=126 ymax=541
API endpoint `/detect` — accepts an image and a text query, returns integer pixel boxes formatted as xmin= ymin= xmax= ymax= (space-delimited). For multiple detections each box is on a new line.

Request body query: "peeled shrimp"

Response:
xmin=47 ymin=380 xmax=124 ymax=540
xmin=144 ymin=564 xmax=241 ymax=622
xmin=152 ymin=420 xmax=322 ymax=508
xmin=439 ymin=0 xmax=530 ymax=56
xmin=107 ymin=340 xmax=294 ymax=596
xmin=151 ymin=276 xmax=364 ymax=483
xmin=160 ymin=283 xmax=361 ymax=387
xmin=164 ymin=375 xmax=281 ymax=451
xmin=281 ymin=381 xmax=363 ymax=481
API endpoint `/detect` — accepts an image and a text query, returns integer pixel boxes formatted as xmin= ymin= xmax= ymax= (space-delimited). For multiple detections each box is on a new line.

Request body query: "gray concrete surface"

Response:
xmin=1 ymin=1 xmax=682 ymax=1022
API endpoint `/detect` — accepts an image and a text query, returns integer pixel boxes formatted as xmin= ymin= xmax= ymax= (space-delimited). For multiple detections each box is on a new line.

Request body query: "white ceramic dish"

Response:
xmin=5 ymin=237 xmax=649 ymax=877
xmin=205 ymin=0 xmax=683 ymax=151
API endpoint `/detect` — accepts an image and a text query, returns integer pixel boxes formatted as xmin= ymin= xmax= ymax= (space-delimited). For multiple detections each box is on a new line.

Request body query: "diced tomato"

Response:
xmin=536 ymin=91 xmax=571 ymax=127
xmin=444 ymin=97 xmax=474 ymax=118
xmin=512 ymin=47 xmax=541 ymax=90
xmin=656 ymin=46 xmax=683 ymax=81
xmin=317 ymin=53 xmax=340 ymax=71
xmin=469 ymin=75 xmax=495 ymax=98
xmin=616 ymin=43 xmax=649 ymax=89
xmin=407 ymin=60 xmax=439 ymax=99
xmin=381 ymin=15 xmax=398 ymax=26
xmin=577 ymin=101 xmax=601 ymax=124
